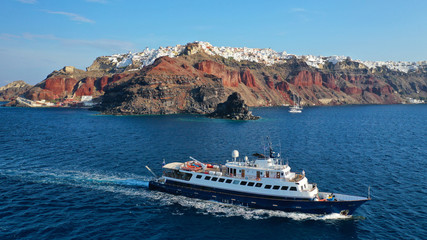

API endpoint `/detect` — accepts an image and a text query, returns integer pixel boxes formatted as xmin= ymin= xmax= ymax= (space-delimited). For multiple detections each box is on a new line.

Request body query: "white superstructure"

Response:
xmin=161 ymin=150 xmax=319 ymax=200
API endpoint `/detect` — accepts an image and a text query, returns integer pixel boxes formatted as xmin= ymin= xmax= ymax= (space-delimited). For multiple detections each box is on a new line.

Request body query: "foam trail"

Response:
xmin=0 ymin=169 xmax=151 ymax=189
xmin=113 ymin=179 xmax=150 ymax=188
xmin=146 ymin=191 xmax=354 ymax=221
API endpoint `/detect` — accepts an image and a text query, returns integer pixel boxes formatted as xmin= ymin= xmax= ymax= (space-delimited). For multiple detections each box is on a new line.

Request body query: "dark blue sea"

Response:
xmin=0 ymin=104 xmax=426 ymax=239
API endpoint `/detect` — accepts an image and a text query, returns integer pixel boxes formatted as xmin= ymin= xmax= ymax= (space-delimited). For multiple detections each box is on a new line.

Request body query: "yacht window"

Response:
xmin=233 ymin=180 xmax=240 ymax=184
xmin=265 ymin=185 xmax=272 ymax=189
xmin=240 ymin=181 xmax=247 ymax=186
xmin=196 ymin=175 xmax=202 ymax=179
xmin=164 ymin=169 xmax=192 ymax=181
xmin=272 ymin=185 xmax=280 ymax=190
xmin=205 ymin=176 xmax=211 ymax=180
xmin=290 ymin=187 xmax=297 ymax=191
xmin=218 ymin=178 xmax=225 ymax=183
xmin=255 ymin=183 xmax=262 ymax=187
xmin=281 ymin=186 xmax=289 ymax=190
xmin=226 ymin=179 xmax=232 ymax=184
xmin=247 ymin=182 xmax=255 ymax=187
xmin=211 ymin=177 xmax=218 ymax=181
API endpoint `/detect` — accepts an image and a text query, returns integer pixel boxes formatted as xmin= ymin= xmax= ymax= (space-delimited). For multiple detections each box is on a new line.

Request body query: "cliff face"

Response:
xmin=11 ymin=42 xmax=427 ymax=114
xmin=99 ymin=57 xmax=226 ymax=115
xmin=0 ymin=80 xmax=32 ymax=101
xmin=23 ymin=66 xmax=133 ymax=101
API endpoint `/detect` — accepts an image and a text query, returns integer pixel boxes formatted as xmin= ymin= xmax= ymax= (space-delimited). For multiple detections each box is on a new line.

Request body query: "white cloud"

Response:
xmin=21 ymin=33 xmax=58 ymax=40
xmin=46 ymin=10 xmax=95 ymax=24
xmin=62 ymin=39 xmax=134 ymax=52
xmin=85 ymin=0 xmax=107 ymax=3
xmin=0 ymin=33 xmax=21 ymax=40
xmin=17 ymin=0 xmax=37 ymax=4
xmin=291 ymin=8 xmax=306 ymax=12
xmin=0 ymin=32 xmax=134 ymax=52
xmin=290 ymin=8 xmax=311 ymax=22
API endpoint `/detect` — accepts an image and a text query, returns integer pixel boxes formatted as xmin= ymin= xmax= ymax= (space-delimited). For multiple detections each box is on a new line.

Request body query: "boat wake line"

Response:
xmin=0 ymin=168 xmax=151 ymax=189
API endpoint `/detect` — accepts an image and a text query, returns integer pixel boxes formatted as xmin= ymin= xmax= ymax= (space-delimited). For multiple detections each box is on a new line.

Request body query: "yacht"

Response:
xmin=148 ymin=147 xmax=370 ymax=215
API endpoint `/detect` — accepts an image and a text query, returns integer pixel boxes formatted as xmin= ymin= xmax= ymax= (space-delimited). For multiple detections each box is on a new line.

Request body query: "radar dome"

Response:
xmin=232 ymin=150 xmax=239 ymax=158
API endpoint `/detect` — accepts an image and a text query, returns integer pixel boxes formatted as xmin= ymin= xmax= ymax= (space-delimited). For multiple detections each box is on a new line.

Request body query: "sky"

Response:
xmin=1 ymin=0 xmax=426 ymax=85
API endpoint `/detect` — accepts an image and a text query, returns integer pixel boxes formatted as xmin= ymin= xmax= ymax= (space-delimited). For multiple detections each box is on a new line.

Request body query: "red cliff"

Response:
xmin=291 ymin=71 xmax=322 ymax=87
xmin=240 ymin=69 xmax=257 ymax=88
xmin=196 ymin=60 xmax=240 ymax=87
xmin=196 ymin=61 xmax=258 ymax=88
xmin=75 ymin=77 xmax=96 ymax=96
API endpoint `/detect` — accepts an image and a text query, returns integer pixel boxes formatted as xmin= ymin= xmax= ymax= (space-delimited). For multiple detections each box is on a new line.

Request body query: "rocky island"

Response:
xmin=2 ymin=41 xmax=426 ymax=115
xmin=208 ymin=92 xmax=260 ymax=120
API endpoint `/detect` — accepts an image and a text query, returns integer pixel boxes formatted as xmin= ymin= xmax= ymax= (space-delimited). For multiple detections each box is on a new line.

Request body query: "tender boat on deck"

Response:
xmin=149 ymin=147 xmax=370 ymax=215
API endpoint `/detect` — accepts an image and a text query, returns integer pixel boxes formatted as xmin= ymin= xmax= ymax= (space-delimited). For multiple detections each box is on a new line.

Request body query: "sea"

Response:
xmin=0 ymin=103 xmax=426 ymax=239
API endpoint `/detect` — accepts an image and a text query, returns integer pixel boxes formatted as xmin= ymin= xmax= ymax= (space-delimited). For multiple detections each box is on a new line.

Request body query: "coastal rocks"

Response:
xmin=99 ymin=56 xmax=226 ymax=115
xmin=0 ymin=80 xmax=32 ymax=101
xmin=188 ymin=85 xmax=226 ymax=114
xmin=6 ymin=41 xmax=426 ymax=112
xmin=208 ymin=92 xmax=260 ymax=120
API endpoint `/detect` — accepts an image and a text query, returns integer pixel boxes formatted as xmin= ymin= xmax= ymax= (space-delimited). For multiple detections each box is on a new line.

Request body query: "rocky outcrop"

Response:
xmin=0 ymin=80 xmax=32 ymax=101
xmin=98 ymin=57 xmax=226 ymax=115
xmin=208 ymin=92 xmax=260 ymax=120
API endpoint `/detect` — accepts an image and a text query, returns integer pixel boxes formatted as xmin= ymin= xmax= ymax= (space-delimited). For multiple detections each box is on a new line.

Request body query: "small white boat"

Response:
xmin=289 ymin=106 xmax=302 ymax=113
xmin=289 ymin=95 xmax=302 ymax=113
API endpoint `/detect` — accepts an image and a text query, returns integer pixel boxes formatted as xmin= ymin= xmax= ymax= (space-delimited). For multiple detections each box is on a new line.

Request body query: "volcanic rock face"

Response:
xmin=0 ymin=80 xmax=32 ymax=101
xmin=208 ymin=92 xmax=260 ymax=120
xmin=195 ymin=60 xmax=258 ymax=88
xmin=9 ymin=41 xmax=427 ymax=114
xmin=98 ymin=57 xmax=226 ymax=115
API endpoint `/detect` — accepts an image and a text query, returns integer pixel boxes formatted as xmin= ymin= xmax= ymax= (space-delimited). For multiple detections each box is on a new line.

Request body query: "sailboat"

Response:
xmin=289 ymin=95 xmax=302 ymax=113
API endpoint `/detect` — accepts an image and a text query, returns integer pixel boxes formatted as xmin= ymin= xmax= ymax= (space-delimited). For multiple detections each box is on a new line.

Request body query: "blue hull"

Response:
xmin=149 ymin=180 xmax=368 ymax=215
